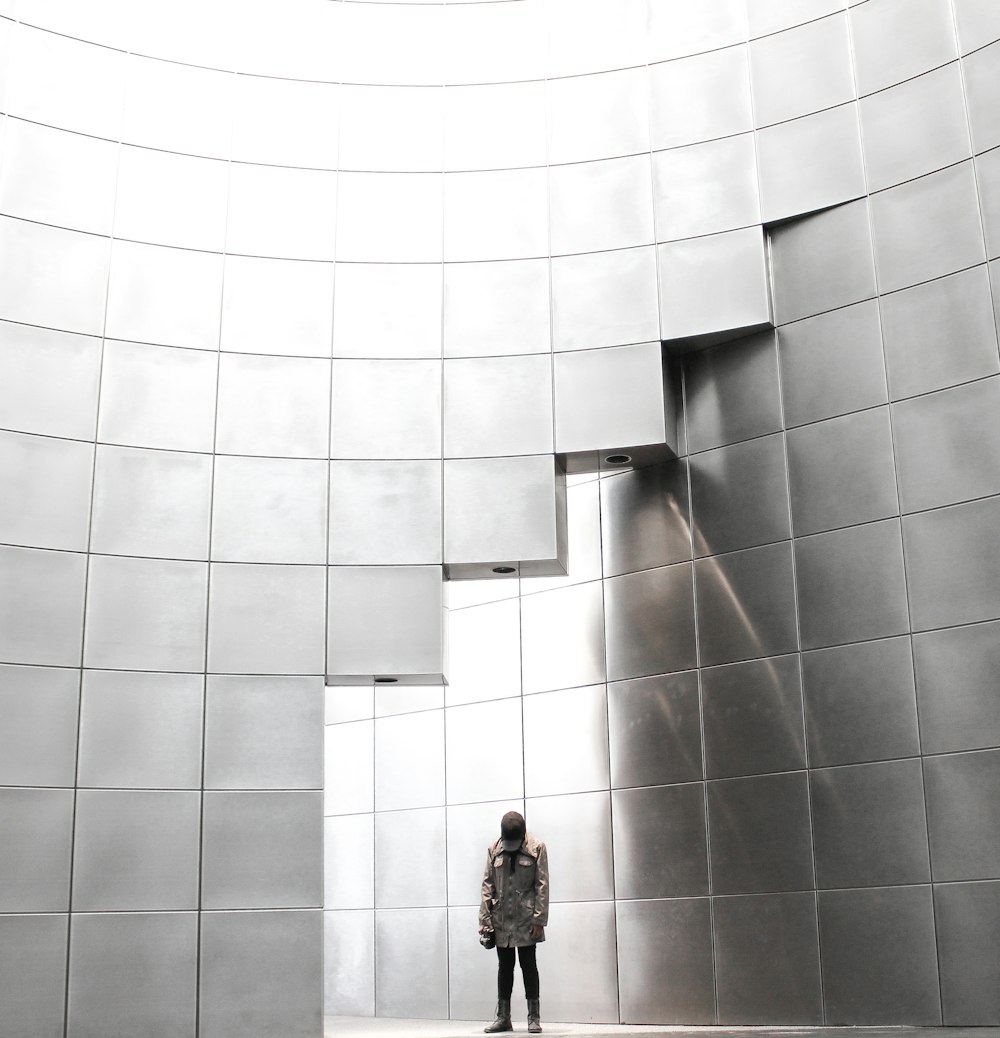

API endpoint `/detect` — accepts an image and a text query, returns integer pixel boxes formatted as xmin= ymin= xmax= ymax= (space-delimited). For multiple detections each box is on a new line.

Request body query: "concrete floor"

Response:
xmin=324 ymin=1019 xmax=1000 ymax=1038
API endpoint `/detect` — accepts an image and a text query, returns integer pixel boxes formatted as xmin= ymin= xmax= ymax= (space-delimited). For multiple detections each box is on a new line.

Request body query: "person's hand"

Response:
xmin=529 ymin=924 xmax=544 ymax=941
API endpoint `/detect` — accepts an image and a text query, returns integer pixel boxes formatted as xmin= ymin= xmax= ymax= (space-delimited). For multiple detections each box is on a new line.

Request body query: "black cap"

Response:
xmin=500 ymin=811 xmax=526 ymax=852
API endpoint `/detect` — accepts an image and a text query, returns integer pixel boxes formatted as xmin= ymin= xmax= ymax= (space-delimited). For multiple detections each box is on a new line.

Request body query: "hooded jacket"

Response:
xmin=479 ymin=831 xmax=549 ymax=948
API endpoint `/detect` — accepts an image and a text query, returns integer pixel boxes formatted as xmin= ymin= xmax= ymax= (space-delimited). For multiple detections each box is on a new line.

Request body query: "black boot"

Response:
xmin=527 ymin=998 xmax=542 ymax=1033
xmin=484 ymin=999 xmax=512 ymax=1033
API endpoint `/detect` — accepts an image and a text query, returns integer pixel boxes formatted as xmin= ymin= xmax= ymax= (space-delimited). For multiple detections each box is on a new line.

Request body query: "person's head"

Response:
xmin=500 ymin=810 xmax=526 ymax=851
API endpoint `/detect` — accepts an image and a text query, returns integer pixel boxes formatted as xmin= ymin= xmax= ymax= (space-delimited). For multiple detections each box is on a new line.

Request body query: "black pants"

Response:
xmin=496 ymin=944 xmax=539 ymax=1000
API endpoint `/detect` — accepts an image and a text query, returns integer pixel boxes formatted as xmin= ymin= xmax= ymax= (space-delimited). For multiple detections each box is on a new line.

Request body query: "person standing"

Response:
xmin=479 ymin=811 xmax=549 ymax=1034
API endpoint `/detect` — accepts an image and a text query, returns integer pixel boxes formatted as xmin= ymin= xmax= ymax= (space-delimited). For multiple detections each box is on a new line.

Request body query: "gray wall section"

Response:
xmin=2 ymin=0 xmax=1000 ymax=1032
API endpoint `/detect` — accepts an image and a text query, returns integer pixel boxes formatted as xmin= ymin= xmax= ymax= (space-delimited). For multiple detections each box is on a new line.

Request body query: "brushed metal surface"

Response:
xmin=105 ymin=240 xmax=222 ymax=350
xmin=802 ymin=636 xmax=920 ymax=767
xmin=647 ymin=0 xmax=745 ymax=59
xmin=91 ymin=444 xmax=212 ymax=560
xmin=0 ymin=914 xmax=67 ymax=1038
xmin=870 ymin=161 xmax=986 ymax=293
xmin=0 ymin=545 xmax=87 ymax=667
xmin=79 ymin=670 xmax=202 ymax=790
xmin=550 ymin=155 xmax=654 ymax=255
xmin=208 ymin=563 xmax=326 ymax=676
xmin=444 ymin=81 xmax=547 ymax=171
xmin=649 ymin=45 xmax=752 ymax=150
xmin=604 ymin=563 xmax=696 ymax=681
xmin=0 ymin=788 xmax=73 ymax=912
xmin=963 ymin=40 xmax=1000 ymax=152
xmin=444 ymin=455 xmax=563 ymax=568
xmin=446 ymin=699 xmax=524 ymax=805
xmin=691 ymin=433 xmax=789 ymax=556
xmin=444 ymin=259 xmax=550 ymax=358
xmin=67 ymin=912 xmax=197 ymax=1038
xmin=616 ymin=898 xmax=714 ymax=1023
xmin=778 ymin=300 xmax=888 ymax=428
xmin=812 ymin=759 xmax=931 ymax=889
xmin=227 ymin=162 xmax=336 ymax=260
xmin=339 ymin=84 xmax=442 ymax=173
xmin=786 ymin=407 xmax=899 ymax=536
xmin=97 ymin=340 xmax=217 ymax=453
xmin=612 ymin=783 xmax=708 ymax=898
xmin=903 ymin=496 xmax=1000 ymax=631
xmin=795 ymin=519 xmax=909 ymax=650
xmin=695 ymin=542 xmax=797 ymax=667
xmin=541 ymin=900 xmax=620 ymax=1023
xmin=880 ymin=265 xmax=999 ymax=400
xmin=653 ymin=134 xmax=759 ymax=241
xmin=324 ymin=813 xmax=374 ymax=911
xmin=0 ymin=430 xmax=93 ymax=552
xmin=861 ymin=63 xmax=971 ymax=193
xmin=0 ymin=664 xmax=79 ymax=787
xmin=520 ymin=583 xmax=607 ymax=695
xmin=375 ymin=807 xmax=447 ymax=909
xmin=954 ymin=0 xmax=1000 ymax=54
xmin=444 ymin=354 xmax=553 ymax=458
xmin=914 ymin=620 xmax=1000 ymax=753
xmin=935 ymin=880 xmax=1000 ymax=1024
xmin=749 ymin=0 xmax=845 ymax=37
xmin=893 ymin=377 xmax=1000 ymax=513
xmin=200 ymin=910 xmax=322 ymax=1038
xmin=702 ymin=655 xmax=805 ymax=779
xmin=544 ymin=0 xmax=644 ymax=76
xmin=444 ymin=167 xmax=548 ymax=262
xmin=708 ymin=771 xmax=814 ymax=894
xmin=336 ymin=171 xmax=442 ymax=263
xmin=325 ymin=719 xmax=374 ymax=816
xmin=221 ymin=255 xmax=334 ymax=359
xmin=202 ymin=791 xmax=323 ymax=909
xmin=0 ymin=118 xmax=117 ymax=235
xmin=526 ymin=790 xmax=614 ymax=902
xmin=0 ymin=322 xmax=100 ymax=441
xmin=756 ymin=103 xmax=866 ymax=224
xmin=374 ymin=709 xmax=445 ymax=811
xmin=445 ymin=599 xmax=521 ymax=707
xmin=232 ymin=75 xmax=339 ymax=169
xmin=85 ymin=555 xmax=207 ymax=672
xmin=329 ymin=461 xmax=442 ymax=566
xmin=332 ymin=263 xmax=441 ymax=360
xmin=115 ymin=145 xmax=228 ymax=252
xmin=658 ymin=227 xmax=771 ymax=343
xmin=600 ymin=460 xmax=691 ymax=577
xmin=850 ymin=0 xmax=957 ymax=96
xmin=684 ymin=331 xmax=781 ymax=453
xmin=924 ymin=748 xmax=1000 ymax=881
xmin=547 ymin=66 xmax=648 ymax=164
xmin=375 ymin=908 xmax=448 ymax=1018
xmin=331 ymin=359 xmax=441 ymax=458
xmin=818 ymin=886 xmax=942 ymax=1023
xmin=551 ymin=247 xmax=659 ymax=353
xmin=769 ymin=199 xmax=877 ymax=325
xmin=215 ymin=353 xmax=329 ymax=459
xmin=714 ymin=892 xmax=822 ymax=1023
xmin=205 ymin=675 xmax=322 ymax=790
xmin=0 ymin=216 xmax=110 ymax=335
xmin=523 ymin=684 xmax=610 ymax=797
xmin=447 ymin=905 xmax=501 ymax=1022
xmin=608 ymin=670 xmax=702 ymax=788
xmin=978 ymin=146 xmax=1000 ymax=258
xmin=324 ymin=910 xmax=375 ymax=1016
xmin=446 ymin=0 xmax=546 ymax=84
xmin=749 ymin=13 xmax=853 ymax=126
xmin=72 ymin=790 xmax=199 ymax=911
xmin=526 ymin=477 xmax=603 ymax=594
xmin=212 ymin=456 xmax=326 ymax=565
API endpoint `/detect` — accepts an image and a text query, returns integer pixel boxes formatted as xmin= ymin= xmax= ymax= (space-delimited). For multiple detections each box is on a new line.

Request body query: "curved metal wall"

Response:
xmin=0 ymin=0 xmax=999 ymax=1033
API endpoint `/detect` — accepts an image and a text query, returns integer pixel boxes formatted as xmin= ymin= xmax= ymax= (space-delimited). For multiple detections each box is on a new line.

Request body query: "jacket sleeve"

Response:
xmin=533 ymin=842 xmax=549 ymax=927
xmin=479 ymin=846 xmax=496 ymax=929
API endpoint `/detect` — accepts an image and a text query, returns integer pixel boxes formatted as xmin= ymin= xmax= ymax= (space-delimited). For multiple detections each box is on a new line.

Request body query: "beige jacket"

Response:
xmin=479 ymin=831 xmax=549 ymax=948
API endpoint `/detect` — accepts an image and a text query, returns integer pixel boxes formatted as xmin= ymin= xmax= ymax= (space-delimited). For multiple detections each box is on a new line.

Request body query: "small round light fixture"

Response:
xmin=605 ymin=454 xmax=632 ymax=466
xmin=492 ymin=566 xmax=516 ymax=574
xmin=374 ymin=677 xmax=398 ymax=684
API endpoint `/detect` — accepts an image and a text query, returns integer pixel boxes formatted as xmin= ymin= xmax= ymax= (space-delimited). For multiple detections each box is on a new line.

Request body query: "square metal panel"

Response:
xmin=0 ymin=788 xmax=73 ymax=912
xmin=325 ymin=719 xmax=374 ymax=816
xmin=540 ymin=900 xmax=620 ymax=1023
xmin=444 ymin=81 xmax=547 ymax=171
xmin=523 ymin=684 xmax=610 ymax=797
xmin=0 ymin=664 xmax=79 ymax=787
xmin=935 ymin=880 xmax=1000 ymax=1024
xmin=963 ymin=40 xmax=1000 ymax=152
xmin=336 ymin=172 xmax=442 ymax=263
xmin=444 ymin=168 xmax=549 ymax=262
xmin=375 ymin=808 xmax=447 ymax=909
xmin=375 ymin=908 xmax=448 ymax=1018
xmin=325 ymin=814 xmax=374 ymax=911
xmin=374 ymin=709 xmax=445 ymax=811
xmin=339 ymin=84 xmax=442 ymax=173
xmin=446 ymin=699 xmax=524 ymax=806
xmin=547 ymin=67 xmax=648 ymax=164
xmin=520 ymin=584 xmax=607 ymax=695
xmin=324 ymin=910 xmax=374 ymax=1016
xmin=0 ymin=914 xmax=67 ymax=1038
xmin=445 ymin=599 xmax=521 ymax=706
